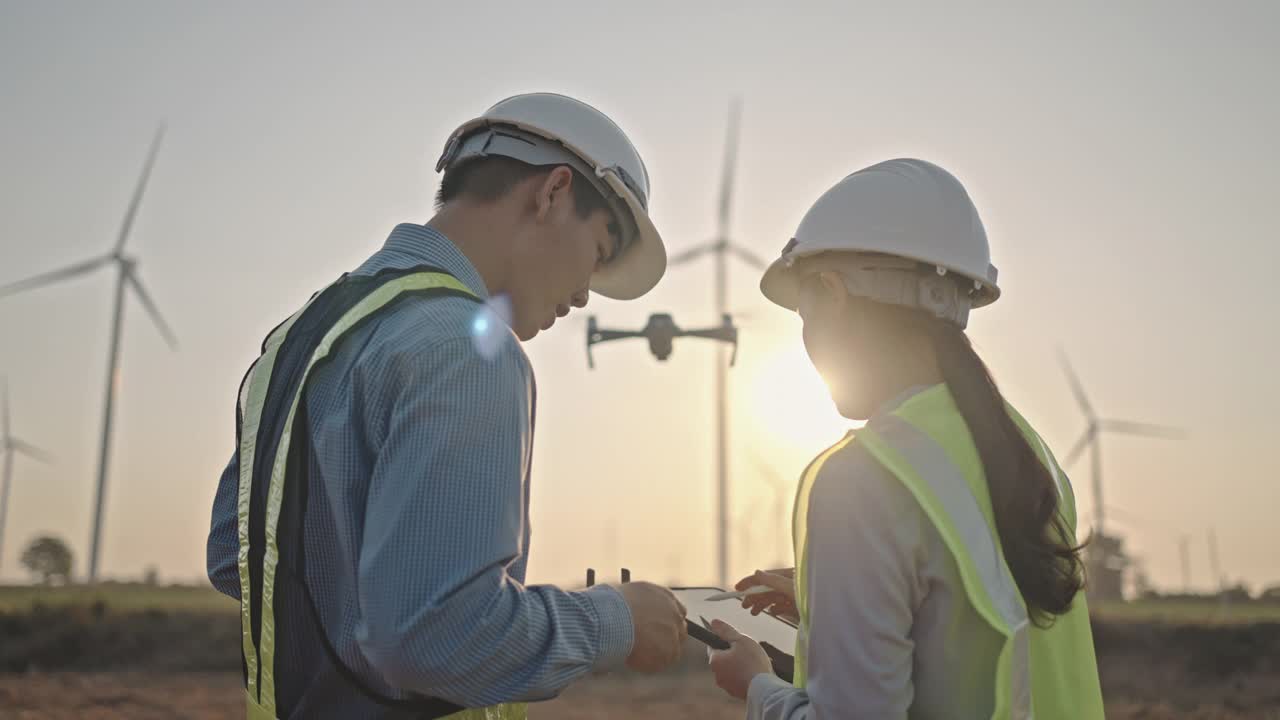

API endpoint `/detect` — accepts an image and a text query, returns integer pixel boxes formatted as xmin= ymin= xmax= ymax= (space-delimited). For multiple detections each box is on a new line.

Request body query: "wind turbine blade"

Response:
xmin=1056 ymin=348 xmax=1095 ymax=418
xmin=716 ymin=98 xmax=742 ymax=241
xmin=1062 ymin=429 xmax=1092 ymax=468
xmin=1 ymin=376 xmax=8 ymax=440
xmin=125 ymin=269 xmax=178 ymax=349
xmin=114 ymin=125 xmax=166 ymax=254
xmin=669 ymin=244 xmax=715 ymax=266
xmin=728 ymin=244 xmax=766 ymax=270
xmin=10 ymin=439 xmax=52 ymax=464
xmin=1100 ymin=420 xmax=1184 ymax=439
xmin=0 ymin=256 xmax=113 ymax=299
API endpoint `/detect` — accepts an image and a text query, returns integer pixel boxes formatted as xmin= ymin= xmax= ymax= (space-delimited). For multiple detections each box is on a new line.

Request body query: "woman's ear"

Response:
xmin=816 ymin=271 xmax=848 ymax=309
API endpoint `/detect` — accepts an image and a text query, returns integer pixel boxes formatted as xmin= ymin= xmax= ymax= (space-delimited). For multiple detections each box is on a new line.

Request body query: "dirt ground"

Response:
xmin=2 ymin=669 xmax=1279 ymax=719
xmin=2 ymin=599 xmax=1279 ymax=718
xmin=0 ymin=672 xmax=242 ymax=720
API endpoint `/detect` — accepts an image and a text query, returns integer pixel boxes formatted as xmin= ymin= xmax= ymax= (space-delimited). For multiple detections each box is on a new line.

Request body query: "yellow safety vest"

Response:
xmin=792 ymin=384 xmax=1104 ymax=719
xmin=236 ymin=267 xmax=525 ymax=720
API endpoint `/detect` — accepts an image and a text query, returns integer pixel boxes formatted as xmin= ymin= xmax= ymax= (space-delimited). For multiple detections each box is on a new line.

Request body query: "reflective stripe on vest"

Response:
xmin=859 ymin=414 xmax=1033 ymax=719
xmin=239 ymin=296 xmax=318 ymax=708
xmin=236 ymin=269 xmax=525 ymax=720
xmin=790 ymin=433 xmax=855 ymax=687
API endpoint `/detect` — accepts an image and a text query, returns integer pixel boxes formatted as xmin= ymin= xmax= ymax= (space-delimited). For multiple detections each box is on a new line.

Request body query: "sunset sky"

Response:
xmin=1 ymin=1 xmax=1276 ymax=593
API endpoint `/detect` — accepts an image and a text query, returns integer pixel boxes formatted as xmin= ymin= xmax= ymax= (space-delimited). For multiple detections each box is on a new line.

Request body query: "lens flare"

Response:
xmin=471 ymin=294 xmax=514 ymax=360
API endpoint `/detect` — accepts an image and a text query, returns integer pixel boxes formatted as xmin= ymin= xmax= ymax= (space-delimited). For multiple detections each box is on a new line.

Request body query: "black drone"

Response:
xmin=586 ymin=313 xmax=739 ymax=368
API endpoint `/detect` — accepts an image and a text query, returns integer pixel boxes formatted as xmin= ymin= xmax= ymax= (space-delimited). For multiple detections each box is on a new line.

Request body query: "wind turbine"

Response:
xmin=668 ymin=99 xmax=768 ymax=588
xmin=1179 ymin=534 xmax=1191 ymax=592
xmin=0 ymin=127 xmax=177 ymax=582
xmin=1057 ymin=350 xmax=1181 ymax=538
xmin=1 ymin=378 xmax=52 ymax=573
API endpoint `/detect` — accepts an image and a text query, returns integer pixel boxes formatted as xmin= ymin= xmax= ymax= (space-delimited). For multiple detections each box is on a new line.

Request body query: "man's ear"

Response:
xmin=533 ymin=165 xmax=575 ymax=223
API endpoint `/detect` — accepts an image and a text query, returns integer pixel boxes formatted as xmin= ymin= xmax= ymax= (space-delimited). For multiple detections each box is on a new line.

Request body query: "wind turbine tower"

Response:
xmin=668 ymin=100 xmax=768 ymax=588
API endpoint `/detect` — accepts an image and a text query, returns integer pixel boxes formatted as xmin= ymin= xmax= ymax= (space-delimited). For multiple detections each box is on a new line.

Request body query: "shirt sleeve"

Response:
xmin=207 ymin=452 xmax=241 ymax=599
xmin=746 ymin=445 xmax=925 ymax=720
xmin=352 ymin=335 xmax=633 ymax=707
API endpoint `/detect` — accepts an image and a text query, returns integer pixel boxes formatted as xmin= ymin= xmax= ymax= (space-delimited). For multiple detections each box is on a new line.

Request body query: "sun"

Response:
xmin=743 ymin=343 xmax=854 ymax=456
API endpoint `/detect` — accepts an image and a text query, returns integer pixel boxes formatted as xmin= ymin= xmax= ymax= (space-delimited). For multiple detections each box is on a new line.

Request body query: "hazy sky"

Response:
xmin=1 ymin=1 xmax=1277 ymax=592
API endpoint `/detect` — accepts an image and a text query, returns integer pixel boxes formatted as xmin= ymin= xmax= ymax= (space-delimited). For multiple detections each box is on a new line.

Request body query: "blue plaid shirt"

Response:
xmin=207 ymin=224 xmax=633 ymax=712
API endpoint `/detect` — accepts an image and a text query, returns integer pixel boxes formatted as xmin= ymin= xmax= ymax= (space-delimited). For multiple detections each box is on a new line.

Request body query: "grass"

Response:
xmin=4 ymin=584 xmax=1279 ymax=625
xmin=0 ymin=583 xmax=236 ymax=613
xmin=1093 ymin=598 xmax=1280 ymax=625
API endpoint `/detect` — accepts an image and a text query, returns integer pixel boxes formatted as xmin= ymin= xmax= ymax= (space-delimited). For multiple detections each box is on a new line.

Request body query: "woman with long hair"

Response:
xmin=707 ymin=159 xmax=1104 ymax=719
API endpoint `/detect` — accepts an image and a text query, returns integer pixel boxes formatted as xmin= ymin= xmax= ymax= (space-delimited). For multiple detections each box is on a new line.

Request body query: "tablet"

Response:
xmin=673 ymin=586 xmax=797 ymax=682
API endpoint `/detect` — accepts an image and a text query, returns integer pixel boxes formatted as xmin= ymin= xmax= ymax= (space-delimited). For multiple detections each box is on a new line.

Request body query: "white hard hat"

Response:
xmin=761 ymin=158 xmax=1000 ymax=323
xmin=437 ymin=93 xmax=665 ymax=301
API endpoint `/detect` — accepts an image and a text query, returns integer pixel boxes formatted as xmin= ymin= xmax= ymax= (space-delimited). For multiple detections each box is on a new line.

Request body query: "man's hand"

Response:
xmin=708 ymin=619 xmax=773 ymax=700
xmin=736 ymin=568 xmax=798 ymax=624
xmin=616 ymin=581 xmax=687 ymax=672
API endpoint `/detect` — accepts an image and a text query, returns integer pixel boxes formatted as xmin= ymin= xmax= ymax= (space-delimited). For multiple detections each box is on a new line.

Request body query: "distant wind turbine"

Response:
xmin=754 ymin=458 xmax=791 ymax=570
xmin=1057 ymin=350 xmax=1182 ymax=537
xmin=669 ymin=99 xmax=769 ymax=589
xmin=1 ymin=377 xmax=52 ymax=573
xmin=0 ymin=126 xmax=177 ymax=582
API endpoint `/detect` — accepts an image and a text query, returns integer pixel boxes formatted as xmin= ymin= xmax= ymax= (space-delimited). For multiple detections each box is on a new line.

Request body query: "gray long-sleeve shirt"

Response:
xmin=747 ymin=416 xmax=1004 ymax=719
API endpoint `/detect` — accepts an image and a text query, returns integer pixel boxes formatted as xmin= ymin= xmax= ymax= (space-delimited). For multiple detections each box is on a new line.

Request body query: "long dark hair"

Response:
xmin=924 ymin=317 xmax=1086 ymax=624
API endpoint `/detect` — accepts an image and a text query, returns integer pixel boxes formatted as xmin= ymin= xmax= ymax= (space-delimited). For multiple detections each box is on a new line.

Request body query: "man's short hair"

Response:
xmin=435 ymin=156 xmax=610 ymax=221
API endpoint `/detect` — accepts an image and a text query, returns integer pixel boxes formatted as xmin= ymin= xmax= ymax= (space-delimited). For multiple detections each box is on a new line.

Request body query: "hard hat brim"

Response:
xmin=759 ymin=255 xmax=801 ymax=311
xmin=590 ymin=183 xmax=666 ymax=300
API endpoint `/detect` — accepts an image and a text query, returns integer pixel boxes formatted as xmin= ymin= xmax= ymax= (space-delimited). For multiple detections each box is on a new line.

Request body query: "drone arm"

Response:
xmin=586 ymin=328 xmax=648 ymax=369
xmin=681 ymin=326 xmax=740 ymax=365
xmin=681 ymin=329 xmax=729 ymax=341
xmin=593 ymin=330 xmax=647 ymax=342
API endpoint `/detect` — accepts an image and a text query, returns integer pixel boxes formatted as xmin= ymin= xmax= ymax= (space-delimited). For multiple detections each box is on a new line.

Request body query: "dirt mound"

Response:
xmin=1092 ymin=619 xmax=1280 ymax=714
xmin=1093 ymin=619 xmax=1280 ymax=680
xmin=3 ymin=606 xmax=1279 ymax=715
xmin=0 ymin=604 xmax=238 ymax=673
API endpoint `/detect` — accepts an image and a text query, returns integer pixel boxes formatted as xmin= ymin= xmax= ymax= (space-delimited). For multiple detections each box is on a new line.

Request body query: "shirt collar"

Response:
xmin=379 ymin=223 xmax=490 ymax=300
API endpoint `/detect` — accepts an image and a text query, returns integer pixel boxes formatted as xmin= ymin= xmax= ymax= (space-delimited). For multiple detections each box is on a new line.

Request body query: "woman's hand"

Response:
xmin=708 ymin=619 xmax=774 ymax=700
xmin=736 ymin=568 xmax=798 ymax=624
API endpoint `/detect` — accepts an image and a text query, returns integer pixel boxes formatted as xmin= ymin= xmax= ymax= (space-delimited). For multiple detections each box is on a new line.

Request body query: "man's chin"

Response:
xmin=515 ymin=321 xmax=549 ymax=342
xmin=513 ymin=314 xmax=556 ymax=342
